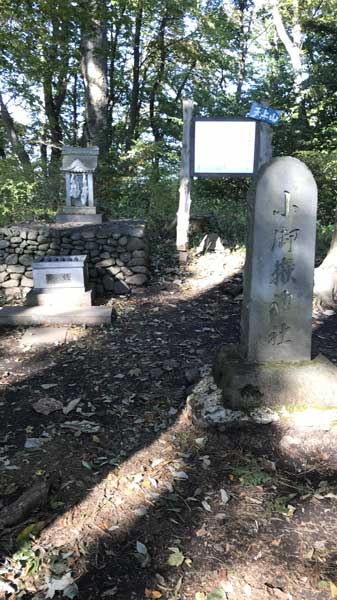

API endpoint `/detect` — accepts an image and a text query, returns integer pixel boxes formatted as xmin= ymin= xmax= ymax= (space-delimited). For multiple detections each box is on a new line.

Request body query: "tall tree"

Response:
xmin=80 ymin=0 xmax=109 ymax=154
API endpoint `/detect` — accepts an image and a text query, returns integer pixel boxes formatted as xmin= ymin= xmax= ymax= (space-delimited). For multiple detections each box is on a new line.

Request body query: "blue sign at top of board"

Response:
xmin=249 ymin=102 xmax=281 ymax=125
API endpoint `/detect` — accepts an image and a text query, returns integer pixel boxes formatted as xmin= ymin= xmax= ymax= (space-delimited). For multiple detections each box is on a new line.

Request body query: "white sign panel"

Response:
xmin=193 ymin=119 xmax=257 ymax=176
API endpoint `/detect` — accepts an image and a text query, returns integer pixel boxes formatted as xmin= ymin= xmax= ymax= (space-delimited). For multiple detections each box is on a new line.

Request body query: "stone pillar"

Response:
xmin=240 ymin=156 xmax=317 ymax=363
xmin=65 ymin=174 xmax=71 ymax=206
xmin=87 ymin=173 xmax=94 ymax=207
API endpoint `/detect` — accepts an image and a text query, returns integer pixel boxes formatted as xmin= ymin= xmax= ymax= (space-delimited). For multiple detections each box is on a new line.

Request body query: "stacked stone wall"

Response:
xmin=0 ymin=220 xmax=149 ymax=299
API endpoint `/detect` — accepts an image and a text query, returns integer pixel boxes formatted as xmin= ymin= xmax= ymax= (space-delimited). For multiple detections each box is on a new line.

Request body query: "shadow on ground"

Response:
xmin=1 ymin=267 xmax=337 ymax=599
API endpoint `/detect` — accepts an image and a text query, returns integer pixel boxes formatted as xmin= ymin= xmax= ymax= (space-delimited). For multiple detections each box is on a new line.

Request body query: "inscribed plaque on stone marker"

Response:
xmin=241 ymin=156 xmax=317 ymax=363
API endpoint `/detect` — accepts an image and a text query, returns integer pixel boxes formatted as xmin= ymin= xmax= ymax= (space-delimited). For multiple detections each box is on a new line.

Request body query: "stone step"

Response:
xmin=0 ymin=305 xmax=113 ymax=326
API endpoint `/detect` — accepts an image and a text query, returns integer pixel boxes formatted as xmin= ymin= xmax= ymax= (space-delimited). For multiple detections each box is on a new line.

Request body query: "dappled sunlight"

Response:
xmin=1 ymin=248 xmax=337 ymax=598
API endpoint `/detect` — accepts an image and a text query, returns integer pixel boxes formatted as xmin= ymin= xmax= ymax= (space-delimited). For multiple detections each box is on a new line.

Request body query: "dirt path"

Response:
xmin=1 ymin=245 xmax=337 ymax=600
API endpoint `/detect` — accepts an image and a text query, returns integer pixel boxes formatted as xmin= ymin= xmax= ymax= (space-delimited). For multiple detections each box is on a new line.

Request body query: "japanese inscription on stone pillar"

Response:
xmin=241 ymin=156 xmax=317 ymax=362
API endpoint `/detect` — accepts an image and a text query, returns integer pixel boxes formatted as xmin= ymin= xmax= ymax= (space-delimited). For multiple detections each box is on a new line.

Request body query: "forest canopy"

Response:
xmin=1 ymin=0 xmax=337 ymax=250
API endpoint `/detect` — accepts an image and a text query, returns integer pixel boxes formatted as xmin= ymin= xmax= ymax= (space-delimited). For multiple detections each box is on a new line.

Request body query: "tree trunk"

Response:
xmin=236 ymin=0 xmax=254 ymax=103
xmin=0 ymin=93 xmax=31 ymax=169
xmin=271 ymin=0 xmax=308 ymax=122
xmin=149 ymin=15 xmax=167 ymax=182
xmin=81 ymin=0 xmax=109 ymax=154
xmin=125 ymin=2 xmax=143 ymax=152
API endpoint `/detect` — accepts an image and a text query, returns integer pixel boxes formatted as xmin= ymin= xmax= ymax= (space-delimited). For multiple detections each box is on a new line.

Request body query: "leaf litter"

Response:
xmin=0 ymin=245 xmax=337 ymax=599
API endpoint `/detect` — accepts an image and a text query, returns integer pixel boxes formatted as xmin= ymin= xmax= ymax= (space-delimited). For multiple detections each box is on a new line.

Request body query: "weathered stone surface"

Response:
xmin=0 ymin=272 xmax=9 ymax=283
xmin=96 ymin=258 xmax=114 ymax=268
xmin=18 ymin=254 xmax=34 ymax=266
xmin=3 ymin=286 xmax=20 ymax=297
xmin=241 ymin=157 xmax=317 ymax=363
xmin=10 ymin=273 xmax=23 ymax=280
xmin=125 ymin=274 xmax=147 ymax=286
xmin=6 ymin=265 xmax=25 ymax=274
xmin=28 ymin=231 xmax=38 ymax=240
xmin=0 ymin=264 xmax=7 ymax=272
xmin=187 ymin=370 xmax=279 ymax=428
xmin=102 ymin=275 xmax=115 ymax=291
xmin=214 ymin=344 xmax=337 ymax=410
xmin=114 ymin=279 xmax=130 ymax=295
xmin=5 ymin=254 xmax=18 ymax=265
xmin=10 ymin=236 xmax=22 ymax=244
xmin=133 ymin=250 xmax=146 ymax=258
xmin=21 ymin=276 xmax=34 ymax=287
xmin=119 ymin=236 xmax=128 ymax=246
xmin=81 ymin=230 xmax=95 ymax=240
xmin=107 ymin=266 xmax=121 ymax=276
xmin=128 ymin=258 xmax=146 ymax=267
xmin=131 ymin=266 xmax=148 ymax=274
xmin=127 ymin=237 xmax=146 ymax=252
xmin=2 ymin=279 xmax=18 ymax=288
xmin=0 ymin=240 xmax=10 ymax=249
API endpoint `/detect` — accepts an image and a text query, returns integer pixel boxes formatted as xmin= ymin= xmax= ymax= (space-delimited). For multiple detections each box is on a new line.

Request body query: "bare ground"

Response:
xmin=1 ymin=241 xmax=337 ymax=600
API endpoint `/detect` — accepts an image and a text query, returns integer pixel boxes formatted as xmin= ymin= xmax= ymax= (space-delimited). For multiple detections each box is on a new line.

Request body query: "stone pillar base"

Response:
xmin=213 ymin=344 xmax=337 ymax=412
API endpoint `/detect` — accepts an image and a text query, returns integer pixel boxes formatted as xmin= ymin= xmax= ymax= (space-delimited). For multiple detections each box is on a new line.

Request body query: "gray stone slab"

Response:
xmin=0 ymin=306 xmax=113 ymax=326
xmin=241 ymin=156 xmax=317 ymax=362
xmin=25 ymin=288 xmax=92 ymax=308
xmin=55 ymin=213 xmax=103 ymax=224
xmin=21 ymin=327 xmax=68 ymax=347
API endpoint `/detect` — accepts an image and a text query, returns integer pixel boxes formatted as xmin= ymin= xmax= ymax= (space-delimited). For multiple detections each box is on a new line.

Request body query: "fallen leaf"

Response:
xmin=167 ymin=547 xmax=185 ymax=567
xmin=220 ymin=489 xmax=230 ymax=505
xmin=271 ymin=538 xmax=281 ymax=546
xmin=202 ymin=500 xmax=212 ymax=512
xmin=41 ymin=384 xmax=58 ymax=390
xmin=45 ymin=573 xmax=75 ymax=598
xmin=195 ymin=593 xmax=206 ymax=600
xmin=63 ymin=398 xmax=81 ymax=415
xmin=135 ymin=541 xmax=150 ymax=567
xmin=206 ymin=588 xmax=226 ymax=600
xmin=145 ymin=588 xmax=162 ymax=599
xmin=330 ymin=581 xmax=337 ymax=598
xmin=16 ymin=521 xmax=45 ymax=542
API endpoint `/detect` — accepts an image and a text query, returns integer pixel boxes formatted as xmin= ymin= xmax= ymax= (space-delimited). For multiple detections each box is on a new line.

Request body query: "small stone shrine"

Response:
xmin=213 ymin=156 xmax=337 ymax=411
xmin=56 ymin=146 xmax=102 ymax=224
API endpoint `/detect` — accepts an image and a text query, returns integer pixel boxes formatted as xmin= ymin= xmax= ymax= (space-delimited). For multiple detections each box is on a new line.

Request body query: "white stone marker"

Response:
xmin=241 ymin=156 xmax=317 ymax=363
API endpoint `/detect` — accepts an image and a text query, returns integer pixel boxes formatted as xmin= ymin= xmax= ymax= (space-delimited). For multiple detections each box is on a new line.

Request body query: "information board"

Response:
xmin=192 ymin=118 xmax=258 ymax=177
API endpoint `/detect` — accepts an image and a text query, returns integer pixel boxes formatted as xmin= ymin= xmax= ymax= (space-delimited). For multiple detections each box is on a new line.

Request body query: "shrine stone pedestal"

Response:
xmin=56 ymin=207 xmax=102 ymax=224
xmin=214 ymin=157 xmax=337 ymax=413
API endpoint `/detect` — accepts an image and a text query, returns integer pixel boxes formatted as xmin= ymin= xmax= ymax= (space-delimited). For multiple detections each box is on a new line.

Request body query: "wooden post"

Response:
xmin=176 ymin=99 xmax=194 ymax=264
xmin=255 ymin=122 xmax=273 ymax=172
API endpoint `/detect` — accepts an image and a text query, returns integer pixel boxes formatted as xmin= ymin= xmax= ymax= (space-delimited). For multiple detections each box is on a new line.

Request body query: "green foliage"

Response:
xmin=0 ymin=159 xmax=57 ymax=226
xmin=232 ymin=457 xmax=273 ymax=486
xmin=1 ymin=0 xmax=337 ymax=254
xmin=295 ymin=151 xmax=337 ymax=227
xmin=192 ymin=177 xmax=249 ymax=248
